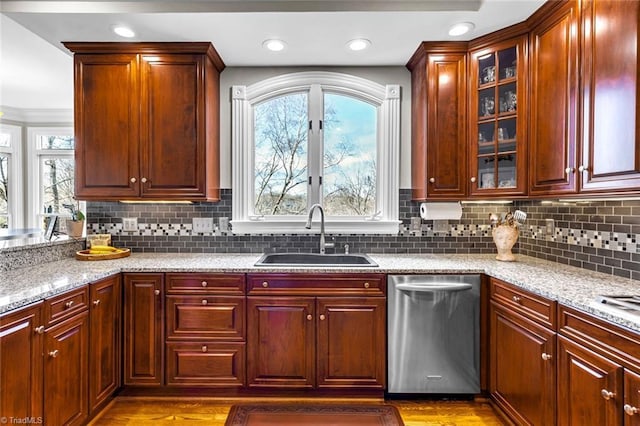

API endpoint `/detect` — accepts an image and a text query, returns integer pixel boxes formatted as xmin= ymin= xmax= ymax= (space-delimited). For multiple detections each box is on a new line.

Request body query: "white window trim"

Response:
xmin=26 ymin=126 xmax=76 ymax=229
xmin=231 ymin=71 xmax=400 ymax=235
xmin=0 ymin=124 xmax=23 ymax=229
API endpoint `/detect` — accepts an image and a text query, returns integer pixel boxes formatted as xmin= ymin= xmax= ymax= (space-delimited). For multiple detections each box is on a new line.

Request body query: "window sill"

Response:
xmin=230 ymin=219 xmax=401 ymax=235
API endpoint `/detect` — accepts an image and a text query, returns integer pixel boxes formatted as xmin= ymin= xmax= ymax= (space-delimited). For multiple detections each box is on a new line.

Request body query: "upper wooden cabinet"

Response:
xmin=468 ymin=34 xmax=528 ymax=197
xmin=63 ymin=42 xmax=225 ymax=201
xmin=407 ymin=43 xmax=468 ymax=200
xmin=579 ymin=0 xmax=640 ymax=194
xmin=528 ymin=0 xmax=580 ymax=196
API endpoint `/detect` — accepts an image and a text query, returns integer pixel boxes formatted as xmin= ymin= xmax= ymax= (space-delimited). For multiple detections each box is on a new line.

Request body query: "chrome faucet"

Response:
xmin=305 ymin=204 xmax=335 ymax=255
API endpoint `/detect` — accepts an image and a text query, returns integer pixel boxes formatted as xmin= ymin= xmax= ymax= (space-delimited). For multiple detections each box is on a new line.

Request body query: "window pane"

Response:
xmin=41 ymin=157 xmax=75 ymax=214
xmin=323 ymin=93 xmax=377 ymax=216
xmin=0 ymin=133 xmax=10 ymax=148
xmin=0 ymin=155 xmax=8 ymax=228
xmin=254 ymin=93 xmax=308 ymax=215
xmin=38 ymin=135 xmax=74 ymax=150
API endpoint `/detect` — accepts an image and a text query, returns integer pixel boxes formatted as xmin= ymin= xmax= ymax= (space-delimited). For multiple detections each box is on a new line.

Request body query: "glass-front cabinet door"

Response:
xmin=469 ymin=36 xmax=527 ymax=197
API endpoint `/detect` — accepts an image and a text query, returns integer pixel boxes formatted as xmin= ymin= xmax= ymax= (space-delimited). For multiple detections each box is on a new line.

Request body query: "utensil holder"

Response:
xmin=492 ymin=224 xmax=518 ymax=261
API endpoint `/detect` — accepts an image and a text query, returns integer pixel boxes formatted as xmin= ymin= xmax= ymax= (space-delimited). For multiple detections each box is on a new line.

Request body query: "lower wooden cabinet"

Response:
xmin=557 ymin=335 xmax=623 ymax=425
xmin=44 ymin=310 xmax=89 ymax=426
xmin=0 ymin=303 xmax=44 ymax=422
xmin=124 ymin=273 xmax=164 ymax=386
xmin=624 ymin=370 xmax=640 ymax=426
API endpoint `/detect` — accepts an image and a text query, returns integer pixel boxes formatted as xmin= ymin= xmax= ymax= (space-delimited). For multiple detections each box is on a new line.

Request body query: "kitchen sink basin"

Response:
xmin=254 ymin=252 xmax=378 ymax=267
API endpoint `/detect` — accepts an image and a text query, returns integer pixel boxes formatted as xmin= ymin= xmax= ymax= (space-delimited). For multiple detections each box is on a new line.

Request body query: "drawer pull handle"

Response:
xmin=320 ymin=314 xmax=326 ymax=321
xmin=34 ymin=326 xmax=45 ymax=334
xmin=49 ymin=350 xmax=59 ymax=358
xmin=202 ymin=299 xmax=208 ymax=305
xmin=512 ymin=296 xmax=521 ymax=304
xmin=202 ymin=345 xmax=207 ymax=353
xmin=154 ymin=289 xmax=160 ymax=296
xmin=541 ymin=353 xmax=552 ymax=361
xmin=625 ymin=404 xmax=639 ymax=416
xmin=601 ymin=389 xmax=615 ymax=400
xmin=262 ymin=281 xmax=269 ymax=288
xmin=307 ymin=314 xmax=312 ymax=321
xmin=364 ymin=282 xmax=370 ymax=289
xmin=93 ymin=300 xmax=101 ymax=307
xmin=64 ymin=301 xmax=74 ymax=309
xmin=201 ymin=281 xmax=208 ymax=287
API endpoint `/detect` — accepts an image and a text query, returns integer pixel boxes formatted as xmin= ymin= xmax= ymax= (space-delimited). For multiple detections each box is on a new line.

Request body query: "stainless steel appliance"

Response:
xmin=387 ymin=274 xmax=481 ymax=394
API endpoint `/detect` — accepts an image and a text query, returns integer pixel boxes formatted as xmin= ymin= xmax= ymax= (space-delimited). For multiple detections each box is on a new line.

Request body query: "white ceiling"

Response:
xmin=0 ymin=0 xmax=545 ymax=110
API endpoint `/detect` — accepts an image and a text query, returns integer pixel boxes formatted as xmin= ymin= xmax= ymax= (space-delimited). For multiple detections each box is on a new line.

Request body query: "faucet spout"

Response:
xmin=305 ymin=204 xmax=334 ymax=254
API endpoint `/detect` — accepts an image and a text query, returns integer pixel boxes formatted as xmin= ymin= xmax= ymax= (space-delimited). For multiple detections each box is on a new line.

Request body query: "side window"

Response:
xmin=0 ymin=124 xmax=22 ymax=229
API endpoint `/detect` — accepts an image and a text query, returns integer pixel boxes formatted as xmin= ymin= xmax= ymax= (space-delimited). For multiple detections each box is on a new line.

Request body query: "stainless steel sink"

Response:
xmin=254 ymin=252 xmax=378 ymax=267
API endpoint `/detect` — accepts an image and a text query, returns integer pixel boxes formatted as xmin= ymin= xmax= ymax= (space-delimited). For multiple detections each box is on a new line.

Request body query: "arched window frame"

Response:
xmin=231 ymin=71 xmax=400 ymax=235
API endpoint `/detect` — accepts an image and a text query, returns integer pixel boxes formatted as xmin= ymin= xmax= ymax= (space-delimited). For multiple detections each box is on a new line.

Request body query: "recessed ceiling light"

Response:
xmin=113 ymin=26 xmax=135 ymax=38
xmin=347 ymin=39 xmax=371 ymax=51
xmin=263 ymin=39 xmax=286 ymax=52
xmin=448 ymin=22 xmax=475 ymax=37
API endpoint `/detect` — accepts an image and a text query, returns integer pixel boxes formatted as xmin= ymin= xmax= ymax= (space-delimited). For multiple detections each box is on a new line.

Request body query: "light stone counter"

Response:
xmin=1 ymin=253 xmax=639 ymax=333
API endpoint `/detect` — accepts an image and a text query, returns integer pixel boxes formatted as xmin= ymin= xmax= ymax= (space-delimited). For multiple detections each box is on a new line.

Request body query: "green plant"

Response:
xmin=63 ymin=203 xmax=85 ymax=221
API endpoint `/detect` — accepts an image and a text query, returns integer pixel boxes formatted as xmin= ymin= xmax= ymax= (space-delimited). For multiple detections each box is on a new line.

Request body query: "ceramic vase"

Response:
xmin=66 ymin=220 xmax=85 ymax=238
xmin=492 ymin=224 xmax=518 ymax=261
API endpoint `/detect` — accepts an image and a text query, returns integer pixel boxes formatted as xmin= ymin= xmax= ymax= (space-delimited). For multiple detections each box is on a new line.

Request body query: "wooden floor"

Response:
xmin=89 ymin=397 xmax=505 ymax=426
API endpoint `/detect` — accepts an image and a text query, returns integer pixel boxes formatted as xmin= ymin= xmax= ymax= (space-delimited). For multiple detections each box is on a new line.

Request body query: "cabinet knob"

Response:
xmin=93 ymin=300 xmax=101 ymax=307
xmin=48 ymin=350 xmax=59 ymax=358
xmin=364 ymin=282 xmax=370 ymax=289
xmin=34 ymin=325 xmax=45 ymax=334
xmin=141 ymin=177 xmax=148 ymax=183
xmin=64 ymin=300 xmax=74 ymax=309
xmin=429 ymin=177 xmax=435 ymax=183
xmin=262 ymin=281 xmax=269 ymax=288
xmin=565 ymin=167 xmax=575 ymax=174
xmin=624 ymin=404 xmax=639 ymax=416
xmin=320 ymin=314 xmax=326 ymax=321
xmin=154 ymin=289 xmax=160 ymax=296
xmin=578 ymin=165 xmax=589 ymax=172
xmin=541 ymin=353 xmax=552 ymax=361
xmin=470 ymin=177 xmax=477 ymax=183
xmin=130 ymin=177 xmax=137 ymax=183
xmin=201 ymin=299 xmax=208 ymax=305
xmin=307 ymin=314 xmax=312 ymax=321
xmin=512 ymin=295 xmax=522 ymax=304
xmin=201 ymin=345 xmax=207 ymax=353
xmin=601 ymin=389 xmax=615 ymax=400
xmin=201 ymin=281 xmax=208 ymax=287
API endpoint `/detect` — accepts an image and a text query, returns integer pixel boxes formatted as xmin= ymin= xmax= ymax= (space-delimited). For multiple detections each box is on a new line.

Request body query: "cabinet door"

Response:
xmin=529 ymin=1 xmax=579 ymax=196
xmin=0 ymin=304 xmax=43 ymax=422
xmin=558 ymin=335 xmax=623 ymax=426
xmin=73 ymin=53 xmax=140 ymax=199
xmin=316 ymin=297 xmax=385 ymax=389
xmin=140 ymin=54 xmax=207 ymax=199
xmin=625 ymin=370 xmax=640 ymax=426
xmin=44 ymin=311 xmax=89 ymax=426
xmin=124 ymin=273 xmax=164 ymax=386
xmin=580 ymin=0 xmax=640 ymax=193
xmin=490 ymin=303 xmax=556 ymax=426
xmin=247 ymin=297 xmax=315 ymax=388
xmin=469 ymin=36 xmax=528 ymax=197
xmin=89 ymin=275 xmax=121 ymax=414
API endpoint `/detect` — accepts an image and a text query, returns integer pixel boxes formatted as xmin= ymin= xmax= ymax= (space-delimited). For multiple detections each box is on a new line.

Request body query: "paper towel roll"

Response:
xmin=420 ymin=202 xmax=463 ymax=220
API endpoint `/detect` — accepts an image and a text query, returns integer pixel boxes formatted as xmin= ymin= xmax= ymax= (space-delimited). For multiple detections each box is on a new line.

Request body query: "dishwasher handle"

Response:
xmin=396 ymin=282 xmax=473 ymax=293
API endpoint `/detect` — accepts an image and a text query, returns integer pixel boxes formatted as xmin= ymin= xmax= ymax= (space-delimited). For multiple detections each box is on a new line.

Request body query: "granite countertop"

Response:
xmin=1 ymin=253 xmax=639 ymax=333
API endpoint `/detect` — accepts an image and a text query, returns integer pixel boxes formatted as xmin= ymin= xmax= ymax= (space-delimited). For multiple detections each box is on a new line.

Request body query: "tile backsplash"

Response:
xmin=85 ymin=191 xmax=640 ymax=280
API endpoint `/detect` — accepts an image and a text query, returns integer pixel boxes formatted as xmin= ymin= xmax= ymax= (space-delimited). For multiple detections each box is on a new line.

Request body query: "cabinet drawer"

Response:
xmin=247 ymin=274 xmax=385 ymax=296
xmin=166 ymin=273 xmax=245 ymax=295
xmin=166 ymin=296 xmax=245 ymax=341
xmin=490 ymin=278 xmax=556 ymax=329
xmin=165 ymin=342 xmax=245 ymax=387
xmin=44 ymin=286 xmax=89 ymax=327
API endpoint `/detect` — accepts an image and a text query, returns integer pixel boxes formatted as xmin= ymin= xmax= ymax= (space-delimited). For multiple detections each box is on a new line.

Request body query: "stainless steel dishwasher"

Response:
xmin=387 ymin=274 xmax=481 ymax=394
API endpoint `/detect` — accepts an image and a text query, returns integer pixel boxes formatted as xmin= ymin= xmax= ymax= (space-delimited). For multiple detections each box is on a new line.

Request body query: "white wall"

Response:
xmin=218 ymin=66 xmax=412 ymax=189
